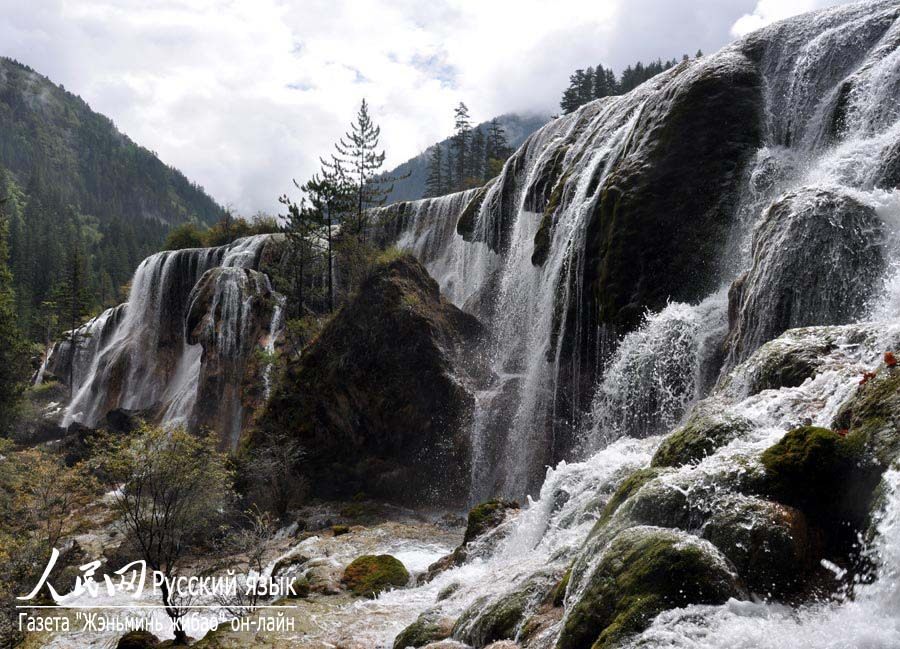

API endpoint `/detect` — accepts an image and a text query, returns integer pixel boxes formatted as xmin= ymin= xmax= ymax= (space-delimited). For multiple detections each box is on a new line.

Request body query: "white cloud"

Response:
xmin=731 ymin=0 xmax=847 ymax=37
xmin=0 ymin=0 xmax=856 ymax=214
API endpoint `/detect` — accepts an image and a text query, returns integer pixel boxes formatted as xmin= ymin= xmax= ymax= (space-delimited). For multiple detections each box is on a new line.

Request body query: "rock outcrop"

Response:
xmin=257 ymin=255 xmax=486 ymax=506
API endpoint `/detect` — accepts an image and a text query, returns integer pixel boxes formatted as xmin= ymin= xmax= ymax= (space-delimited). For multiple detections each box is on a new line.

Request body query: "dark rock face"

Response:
xmin=727 ymin=188 xmax=885 ymax=362
xmin=581 ymin=53 xmax=764 ymax=333
xmin=186 ymin=267 xmax=280 ymax=448
xmin=257 ymin=255 xmax=485 ymax=506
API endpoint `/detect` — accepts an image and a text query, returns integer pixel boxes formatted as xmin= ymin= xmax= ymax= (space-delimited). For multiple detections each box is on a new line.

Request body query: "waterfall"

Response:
xmin=55 ymin=234 xmax=284 ymax=445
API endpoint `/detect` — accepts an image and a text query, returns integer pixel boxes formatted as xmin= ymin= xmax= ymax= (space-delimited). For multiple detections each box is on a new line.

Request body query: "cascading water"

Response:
xmin=51 ymin=234 xmax=285 ymax=446
xmin=353 ymin=2 xmax=900 ymax=647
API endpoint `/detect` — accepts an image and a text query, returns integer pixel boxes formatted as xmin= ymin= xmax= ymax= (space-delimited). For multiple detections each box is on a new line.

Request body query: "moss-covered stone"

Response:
xmin=556 ymin=526 xmax=742 ymax=649
xmin=760 ymin=426 xmax=880 ymax=536
xmin=532 ymin=167 xmax=572 ymax=267
xmin=464 ymin=499 xmax=520 ymax=544
xmin=393 ymin=611 xmax=454 ymax=648
xmin=332 ymin=524 xmax=350 ymax=536
xmin=701 ymin=496 xmax=818 ymax=598
xmin=550 ymin=567 xmax=571 ymax=607
xmin=342 ymin=554 xmax=410 ymax=598
xmin=116 ymin=630 xmax=160 ymax=648
xmin=453 ymin=592 xmax=527 ymax=647
xmin=592 ymin=468 xmax=663 ymax=533
xmin=832 ymin=368 xmax=900 ymax=469
xmin=652 ymin=411 xmax=753 ymax=468
xmin=255 ymin=255 xmax=486 ymax=506
xmin=456 ymin=182 xmax=494 ymax=241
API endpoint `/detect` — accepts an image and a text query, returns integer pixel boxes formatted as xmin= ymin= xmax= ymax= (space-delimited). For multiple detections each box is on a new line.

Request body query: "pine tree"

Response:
xmin=0 ymin=190 xmax=26 ymax=435
xmin=451 ymin=102 xmax=472 ymax=192
xmin=467 ymin=128 xmax=486 ymax=187
xmin=329 ymin=99 xmax=401 ymax=239
xmin=485 ymin=119 xmax=511 ymax=180
xmin=425 ymin=144 xmax=444 ymax=198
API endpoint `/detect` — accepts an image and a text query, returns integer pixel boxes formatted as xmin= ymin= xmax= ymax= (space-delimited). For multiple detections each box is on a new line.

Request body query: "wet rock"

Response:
xmin=580 ymin=52 xmax=764 ymax=333
xmin=701 ymin=496 xmax=820 ymax=597
xmin=342 ymin=554 xmax=410 ymax=598
xmin=257 ymin=255 xmax=486 ymax=506
xmin=652 ymin=406 xmax=753 ymax=468
xmin=99 ymin=408 xmax=149 ymax=434
xmin=557 ymin=526 xmax=743 ymax=649
xmin=464 ymin=499 xmax=520 ymax=544
xmin=760 ymin=426 xmax=881 ymax=541
xmin=394 ymin=611 xmax=455 ymax=648
xmin=116 ymin=630 xmax=160 ymax=648
xmin=832 ymin=366 xmax=900 ymax=469
xmin=457 ymin=181 xmax=496 ymax=242
xmin=727 ymin=188 xmax=885 ymax=362
xmin=187 ymin=266 xmax=280 ymax=449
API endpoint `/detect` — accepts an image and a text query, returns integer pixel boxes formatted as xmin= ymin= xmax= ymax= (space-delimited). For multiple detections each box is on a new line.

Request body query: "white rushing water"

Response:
xmin=360 ymin=2 xmax=900 ymax=647
xmin=51 ymin=234 xmax=284 ymax=444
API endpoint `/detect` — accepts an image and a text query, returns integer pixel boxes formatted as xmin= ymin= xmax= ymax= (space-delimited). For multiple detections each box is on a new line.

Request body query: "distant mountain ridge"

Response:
xmin=382 ymin=112 xmax=550 ymax=204
xmin=0 ymin=57 xmax=223 ymax=226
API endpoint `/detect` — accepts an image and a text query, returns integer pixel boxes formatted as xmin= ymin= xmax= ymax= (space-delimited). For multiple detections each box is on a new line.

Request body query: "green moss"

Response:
xmin=456 ymin=182 xmax=493 ymax=240
xmin=342 ymin=554 xmax=410 ymax=598
xmin=453 ymin=591 xmax=527 ymax=647
xmin=331 ymin=524 xmax=350 ymax=536
xmin=464 ymin=499 xmax=519 ymax=544
xmin=652 ymin=413 xmax=752 ymax=468
xmin=592 ymin=468 xmax=662 ymax=534
xmin=557 ymin=527 xmax=740 ymax=649
xmin=832 ymin=369 xmax=900 ymax=469
xmin=393 ymin=612 xmax=453 ymax=648
xmin=551 ymin=567 xmax=572 ymax=607
xmin=761 ymin=426 xmax=879 ymax=534
xmin=533 ymin=171 xmax=572 ymax=267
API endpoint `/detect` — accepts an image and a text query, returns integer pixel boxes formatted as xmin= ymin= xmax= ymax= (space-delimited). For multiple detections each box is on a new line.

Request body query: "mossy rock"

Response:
xmin=394 ymin=611 xmax=454 ymax=648
xmin=452 ymin=590 xmax=527 ymax=646
xmin=744 ymin=335 xmax=834 ymax=394
xmin=592 ymin=468 xmax=663 ymax=533
xmin=464 ymin=499 xmax=520 ymax=544
xmin=550 ymin=567 xmax=571 ymax=607
xmin=652 ymin=411 xmax=753 ymax=468
xmin=332 ymin=524 xmax=350 ymax=536
xmin=701 ymin=496 xmax=818 ymax=598
xmin=761 ymin=426 xmax=881 ymax=537
xmin=457 ymin=182 xmax=494 ymax=241
xmin=342 ymin=554 xmax=410 ymax=598
xmin=832 ymin=368 xmax=900 ymax=469
xmin=556 ymin=526 xmax=742 ymax=649
xmin=116 ymin=630 xmax=160 ymax=648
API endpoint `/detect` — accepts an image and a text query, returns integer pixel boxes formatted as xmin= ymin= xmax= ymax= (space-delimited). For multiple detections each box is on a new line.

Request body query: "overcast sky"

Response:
xmin=0 ymin=0 xmax=849 ymax=215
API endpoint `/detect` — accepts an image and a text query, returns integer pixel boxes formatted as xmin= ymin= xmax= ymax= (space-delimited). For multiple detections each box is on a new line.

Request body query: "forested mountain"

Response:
xmin=381 ymin=112 xmax=549 ymax=203
xmin=0 ymin=57 xmax=225 ymax=339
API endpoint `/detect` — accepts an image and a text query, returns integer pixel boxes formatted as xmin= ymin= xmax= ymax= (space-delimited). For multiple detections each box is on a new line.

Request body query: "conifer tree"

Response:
xmin=329 ymin=99 xmax=402 ymax=239
xmin=425 ymin=145 xmax=445 ymax=198
xmin=485 ymin=119 xmax=511 ymax=180
xmin=467 ymin=128 xmax=486 ymax=187
xmin=451 ymin=103 xmax=472 ymax=192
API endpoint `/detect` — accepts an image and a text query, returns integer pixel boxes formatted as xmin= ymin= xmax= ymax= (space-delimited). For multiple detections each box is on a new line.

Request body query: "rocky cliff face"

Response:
xmin=372 ymin=0 xmax=900 ymax=500
xmin=257 ymin=254 xmax=486 ymax=506
xmin=44 ymin=234 xmax=286 ymax=448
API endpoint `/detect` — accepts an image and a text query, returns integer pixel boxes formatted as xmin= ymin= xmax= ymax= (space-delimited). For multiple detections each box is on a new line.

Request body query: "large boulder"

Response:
xmin=727 ymin=188 xmax=885 ymax=362
xmin=342 ymin=554 xmax=410 ymax=598
xmin=257 ymin=255 xmax=486 ymax=506
xmin=556 ymin=526 xmax=742 ymax=649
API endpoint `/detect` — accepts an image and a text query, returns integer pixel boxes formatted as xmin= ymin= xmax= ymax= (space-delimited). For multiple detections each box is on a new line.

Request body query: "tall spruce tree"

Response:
xmin=329 ymin=99 xmax=401 ymax=239
xmin=451 ymin=103 xmax=472 ymax=192
xmin=468 ymin=128 xmax=486 ymax=187
xmin=485 ymin=119 xmax=511 ymax=180
xmin=425 ymin=145 xmax=445 ymax=198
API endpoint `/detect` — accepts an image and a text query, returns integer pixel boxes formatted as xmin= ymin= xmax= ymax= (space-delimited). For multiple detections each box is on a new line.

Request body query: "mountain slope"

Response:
xmin=382 ymin=112 xmax=550 ymax=203
xmin=0 ymin=57 xmax=223 ymax=226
